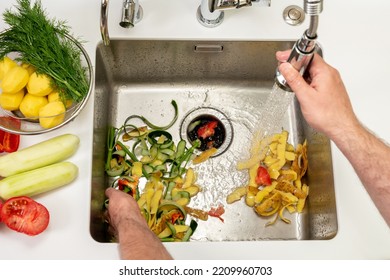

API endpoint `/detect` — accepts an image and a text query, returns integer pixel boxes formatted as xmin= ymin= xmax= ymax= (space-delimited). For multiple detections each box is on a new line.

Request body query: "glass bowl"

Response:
xmin=0 ymin=33 xmax=93 ymax=135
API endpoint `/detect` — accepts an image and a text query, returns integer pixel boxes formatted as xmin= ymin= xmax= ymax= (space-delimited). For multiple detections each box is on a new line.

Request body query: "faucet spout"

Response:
xmin=100 ymin=0 xmax=143 ymax=46
xmin=275 ymin=0 xmax=323 ymax=91
xmin=120 ymin=0 xmax=143 ymax=28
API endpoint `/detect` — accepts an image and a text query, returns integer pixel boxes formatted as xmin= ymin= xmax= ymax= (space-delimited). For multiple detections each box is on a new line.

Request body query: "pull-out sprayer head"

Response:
xmin=275 ymin=0 xmax=323 ymax=91
xmin=275 ymin=31 xmax=317 ymax=91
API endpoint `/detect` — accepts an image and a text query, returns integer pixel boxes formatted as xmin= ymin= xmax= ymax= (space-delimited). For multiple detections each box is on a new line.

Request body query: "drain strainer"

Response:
xmin=180 ymin=107 xmax=233 ymax=157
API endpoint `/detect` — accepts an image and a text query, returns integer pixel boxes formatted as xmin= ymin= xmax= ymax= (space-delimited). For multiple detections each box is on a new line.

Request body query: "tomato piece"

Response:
xmin=0 ymin=117 xmax=21 ymax=153
xmin=3 ymin=132 xmax=20 ymax=153
xmin=0 ymin=196 xmax=50 ymax=236
xmin=116 ymin=176 xmax=140 ymax=200
xmin=171 ymin=211 xmax=184 ymax=224
xmin=255 ymin=166 xmax=272 ymax=186
xmin=197 ymin=120 xmax=218 ymax=139
xmin=0 ymin=130 xmax=5 ymax=153
xmin=208 ymin=205 xmax=225 ymax=223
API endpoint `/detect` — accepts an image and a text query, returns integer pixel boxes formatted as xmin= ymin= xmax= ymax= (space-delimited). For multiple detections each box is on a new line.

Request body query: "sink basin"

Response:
xmin=90 ymin=39 xmax=338 ymax=242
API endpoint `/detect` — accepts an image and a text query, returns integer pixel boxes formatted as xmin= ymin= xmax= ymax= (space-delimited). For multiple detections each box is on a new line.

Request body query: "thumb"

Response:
xmin=278 ymin=63 xmax=312 ymax=97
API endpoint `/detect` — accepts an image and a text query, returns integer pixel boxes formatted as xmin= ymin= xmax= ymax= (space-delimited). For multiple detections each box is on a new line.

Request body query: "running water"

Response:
xmin=249 ymin=83 xmax=295 ymax=155
xmin=190 ymin=83 xmax=296 ymax=241
xmin=190 ymin=83 xmax=295 ymax=209
xmin=254 ymin=83 xmax=295 ymax=138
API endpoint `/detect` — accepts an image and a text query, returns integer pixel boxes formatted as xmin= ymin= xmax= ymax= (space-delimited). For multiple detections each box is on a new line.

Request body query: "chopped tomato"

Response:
xmin=208 ymin=204 xmax=225 ymax=223
xmin=171 ymin=211 xmax=184 ymax=224
xmin=197 ymin=120 xmax=218 ymax=139
xmin=0 ymin=196 xmax=50 ymax=236
xmin=2 ymin=131 xmax=20 ymax=153
xmin=255 ymin=166 xmax=272 ymax=186
xmin=117 ymin=176 xmax=139 ymax=199
xmin=0 ymin=117 xmax=21 ymax=153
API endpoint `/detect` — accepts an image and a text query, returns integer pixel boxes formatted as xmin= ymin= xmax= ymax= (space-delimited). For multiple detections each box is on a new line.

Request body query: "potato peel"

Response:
xmin=229 ymin=130 xmax=310 ymax=226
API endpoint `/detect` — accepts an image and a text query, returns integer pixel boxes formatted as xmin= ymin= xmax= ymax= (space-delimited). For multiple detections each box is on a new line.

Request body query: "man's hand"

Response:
xmin=276 ymin=50 xmax=359 ymax=139
xmin=105 ymin=188 xmax=173 ymax=259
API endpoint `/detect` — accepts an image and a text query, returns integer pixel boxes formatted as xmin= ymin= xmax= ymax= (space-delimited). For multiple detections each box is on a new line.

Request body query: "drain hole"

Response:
xmin=180 ymin=107 xmax=233 ymax=157
xmin=187 ymin=115 xmax=226 ymax=151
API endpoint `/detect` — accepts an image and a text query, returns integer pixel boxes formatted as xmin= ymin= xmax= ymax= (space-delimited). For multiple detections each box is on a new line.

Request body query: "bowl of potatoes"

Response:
xmin=0 ymin=33 xmax=93 ymax=135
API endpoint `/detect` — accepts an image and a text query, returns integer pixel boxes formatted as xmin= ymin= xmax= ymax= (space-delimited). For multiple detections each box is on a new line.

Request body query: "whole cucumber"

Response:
xmin=0 ymin=161 xmax=78 ymax=200
xmin=0 ymin=133 xmax=79 ymax=177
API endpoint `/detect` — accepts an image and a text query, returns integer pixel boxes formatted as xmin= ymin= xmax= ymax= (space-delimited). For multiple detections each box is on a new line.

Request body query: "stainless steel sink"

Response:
xmin=90 ymin=39 xmax=338 ymax=242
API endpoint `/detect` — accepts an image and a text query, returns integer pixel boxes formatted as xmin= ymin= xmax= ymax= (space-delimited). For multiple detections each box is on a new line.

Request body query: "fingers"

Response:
xmin=276 ymin=50 xmax=291 ymax=62
xmin=105 ymin=187 xmax=115 ymax=198
xmin=278 ymin=62 xmax=312 ymax=96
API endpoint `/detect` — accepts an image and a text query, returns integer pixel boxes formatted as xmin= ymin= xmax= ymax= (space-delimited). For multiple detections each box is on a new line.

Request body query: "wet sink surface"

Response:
xmin=90 ymin=39 xmax=337 ymax=242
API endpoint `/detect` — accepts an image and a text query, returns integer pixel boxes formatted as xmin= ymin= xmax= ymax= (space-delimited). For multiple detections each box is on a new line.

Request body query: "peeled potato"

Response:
xmin=1 ymin=65 xmax=29 ymax=94
xmin=0 ymin=89 xmax=25 ymax=111
xmin=21 ymin=63 xmax=36 ymax=76
xmin=39 ymin=101 xmax=66 ymax=129
xmin=47 ymin=90 xmax=73 ymax=108
xmin=0 ymin=57 xmax=18 ymax=81
xmin=27 ymin=72 xmax=53 ymax=96
xmin=19 ymin=93 xmax=48 ymax=118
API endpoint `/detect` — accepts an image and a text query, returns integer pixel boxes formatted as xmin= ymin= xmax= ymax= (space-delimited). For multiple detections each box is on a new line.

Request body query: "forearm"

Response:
xmin=331 ymin=121 xmax=390 ymax=227
xmin=117 ymin=217 xmax=173 ymax=260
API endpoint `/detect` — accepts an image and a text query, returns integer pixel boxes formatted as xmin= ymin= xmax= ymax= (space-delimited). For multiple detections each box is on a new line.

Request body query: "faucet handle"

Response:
xmin=210 ymin=0 xmax=270 ymax=12
xmin=237 ymin=0 xmax=253 ymax=9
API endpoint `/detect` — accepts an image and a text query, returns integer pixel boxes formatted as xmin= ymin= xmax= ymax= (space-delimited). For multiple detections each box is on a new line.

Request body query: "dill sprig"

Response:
xmin=0 ymin=0 xmax=89 ymax=102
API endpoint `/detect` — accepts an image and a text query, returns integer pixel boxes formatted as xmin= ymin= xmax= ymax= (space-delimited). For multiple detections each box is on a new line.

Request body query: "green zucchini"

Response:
xmin=0 ymin=161 xmax=78 ymax=200
xmin=0 ymin=133 xmax=79 ymax=177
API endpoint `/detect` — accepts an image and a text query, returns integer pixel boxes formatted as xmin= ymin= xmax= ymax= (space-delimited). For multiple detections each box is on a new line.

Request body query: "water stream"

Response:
xmin=189 ymin=83 xmax=297 ymax=240
xmin=191 ymin=83 xmax=294 ymax=209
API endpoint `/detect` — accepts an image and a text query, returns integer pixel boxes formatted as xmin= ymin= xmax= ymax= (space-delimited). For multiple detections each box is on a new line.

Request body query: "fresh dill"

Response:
xmin=0 ymin=0 xmax=89 ymax=103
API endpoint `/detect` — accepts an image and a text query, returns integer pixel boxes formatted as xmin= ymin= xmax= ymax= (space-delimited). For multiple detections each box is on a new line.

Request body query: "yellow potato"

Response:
xmin=0 ymin=57 xmax=18 ymax=81
xmin=39 ymin=101 xmax=66 ymax=129
xmin=47 ymin=90 xmax=72 ymax=108
xmin=27 ymin=72 xmax=53 ymax=96
xmin=1 ymin=65 xmax=29 ymax=94
xmin=19 ymin=93 xmax=48 ymax=118
xmin=21 ymin=63 xmax=36 ymax=76
xmin=0 ymin=89 xmax=25 ymax=111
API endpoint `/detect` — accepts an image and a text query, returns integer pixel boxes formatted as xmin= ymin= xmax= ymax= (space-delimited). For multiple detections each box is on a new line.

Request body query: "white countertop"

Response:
xmin=0 ymin=0 xmax=389 ymax=260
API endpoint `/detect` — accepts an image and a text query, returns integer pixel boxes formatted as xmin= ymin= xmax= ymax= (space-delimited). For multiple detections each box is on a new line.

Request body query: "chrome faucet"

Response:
xmin=275 ymin=0 xmax=323 ymax=91
xmin=197 ymin=0 xmax=271 ymax=27
xmin=100 ymin=0 xmax=143 ymax=46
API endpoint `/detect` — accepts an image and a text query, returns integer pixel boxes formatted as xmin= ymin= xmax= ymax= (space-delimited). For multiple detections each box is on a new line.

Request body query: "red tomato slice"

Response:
xmin=197 ymin=120 xmax=218 ymax=139
xmin=0 ymin=196 xmax=50 ymax=236
xmin=255 ymin=166 xmax=272 ymax=186
xmin=208 ymin=205 xmax=225 ymax=223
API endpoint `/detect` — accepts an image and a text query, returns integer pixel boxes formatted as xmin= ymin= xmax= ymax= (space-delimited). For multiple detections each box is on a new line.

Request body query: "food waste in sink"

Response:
xmin=103 ymin=99 xmax=310 ymax=241
xmin=228 ymin=130 xmax=309 ymax=226
xmin=104 ymin=101 xmax=227 ymax=242
xmin=92 ymin=39 xmax=337 ymax=242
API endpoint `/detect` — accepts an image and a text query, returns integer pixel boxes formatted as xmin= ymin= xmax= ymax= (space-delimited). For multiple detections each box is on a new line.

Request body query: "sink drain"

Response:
xmin=180 ymin=107 xmax=233 ymax=157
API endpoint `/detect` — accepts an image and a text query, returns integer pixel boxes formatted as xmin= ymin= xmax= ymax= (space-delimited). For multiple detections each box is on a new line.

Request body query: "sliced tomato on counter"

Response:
xmin=0 ymin=196 xmax=50 ymax=236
